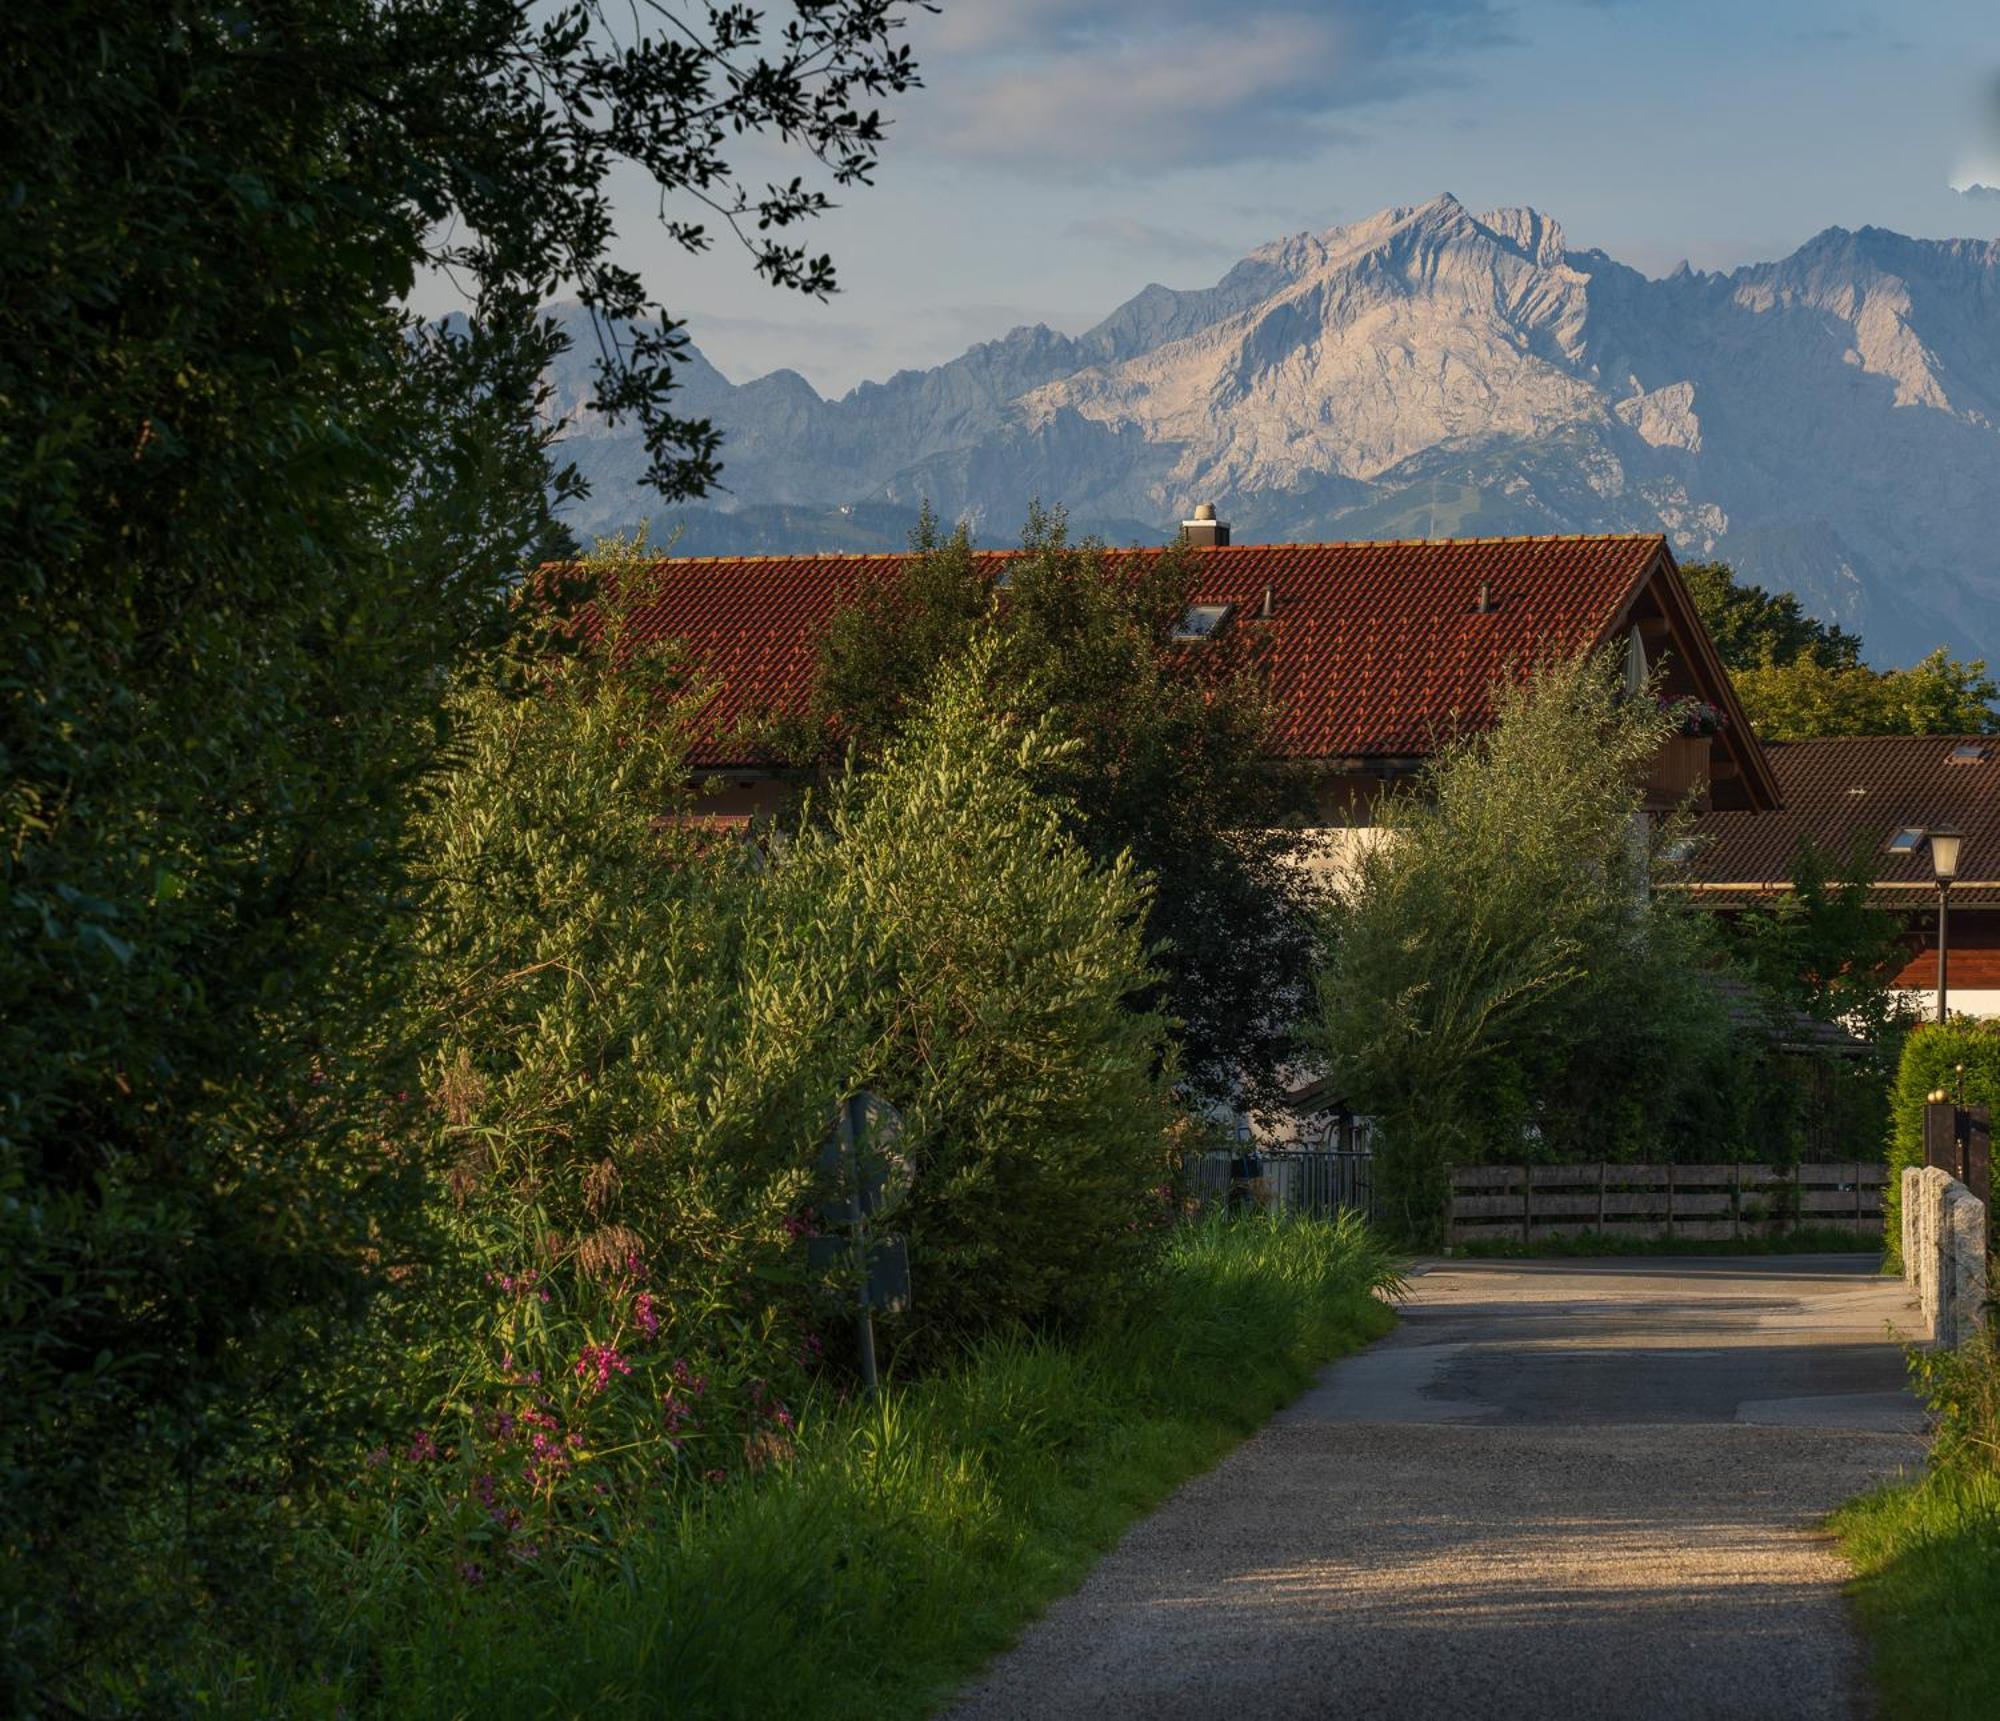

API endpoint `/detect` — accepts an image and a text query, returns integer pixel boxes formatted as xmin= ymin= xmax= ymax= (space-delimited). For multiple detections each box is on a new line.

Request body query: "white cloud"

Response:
xmin=910 ymin=0 xmax=1505 ymax=175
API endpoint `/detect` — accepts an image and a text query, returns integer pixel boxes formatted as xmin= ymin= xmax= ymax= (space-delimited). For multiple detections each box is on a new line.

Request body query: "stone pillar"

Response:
xmin=1903 ymin=1165 xmax=1925 ymax=1305
xmin=1940 ymin=1184 xmax=1989 ymax=1350
xmin=1919 ymin=1167 xmax=1952 ymax=1340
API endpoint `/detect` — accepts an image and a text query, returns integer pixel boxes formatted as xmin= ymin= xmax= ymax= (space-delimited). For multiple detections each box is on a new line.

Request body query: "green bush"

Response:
xmin=1882 ymin=1021 xmax=2000 ymax=1268
xmin=1312 ymin=650 xmax=1738 ymax=1241
xmin=343 ymin=563 xmax=1177 ymax=1603
xmin=777 ymin=630 xmax=1177 ymax=1350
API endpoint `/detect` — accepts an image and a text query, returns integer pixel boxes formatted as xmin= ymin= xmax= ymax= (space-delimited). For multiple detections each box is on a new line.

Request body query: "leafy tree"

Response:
xmin=1728 ymin=839 xmax=1913 ymax=1040
xmin=1 ymin=2 xmax=925 ymax=1700
xmin=1680 ymin=562 xmax=1998 ymax=737
xmin=1680 ymin=561 xmax=1863 ymax=672
xmin=772 ymin=506 xmax=1322 ymax=1110
xmin=1731 ymin=650 xmax=2000 ymax=739
xmin=1312 ymin=652 xmax=1734 ymax=1242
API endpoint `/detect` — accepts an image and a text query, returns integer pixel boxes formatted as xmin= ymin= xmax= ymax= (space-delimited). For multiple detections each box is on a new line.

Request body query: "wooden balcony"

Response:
xmin=1644 ymin=734 xmax=1712 ymax=811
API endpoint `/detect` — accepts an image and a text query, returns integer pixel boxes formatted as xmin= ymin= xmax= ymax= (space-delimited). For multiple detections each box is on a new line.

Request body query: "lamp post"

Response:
xmin=1929 ymin=826 xmax=1962 ymax=1025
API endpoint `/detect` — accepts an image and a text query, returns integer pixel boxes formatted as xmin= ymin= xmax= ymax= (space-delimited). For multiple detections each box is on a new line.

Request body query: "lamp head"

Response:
xmin=1929 ymin=826 xmax=1963 ymax=884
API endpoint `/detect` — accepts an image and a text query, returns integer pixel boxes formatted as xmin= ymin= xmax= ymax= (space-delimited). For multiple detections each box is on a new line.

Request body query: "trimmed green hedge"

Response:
xmin=1883 ymin=1021 xmax=2000 ymax=1268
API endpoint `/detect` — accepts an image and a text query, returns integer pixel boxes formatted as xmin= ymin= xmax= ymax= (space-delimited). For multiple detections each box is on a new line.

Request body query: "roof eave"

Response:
xmin=1597 ymin=540 xmax=1784 ymax=814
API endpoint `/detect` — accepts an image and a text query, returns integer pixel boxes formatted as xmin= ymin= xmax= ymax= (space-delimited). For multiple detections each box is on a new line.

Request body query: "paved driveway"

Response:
xmin=944 ymin=1256 xmax=1927 ymax=1721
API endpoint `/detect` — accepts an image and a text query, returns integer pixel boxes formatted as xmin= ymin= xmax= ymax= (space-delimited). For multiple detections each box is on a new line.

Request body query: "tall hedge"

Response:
xmin=1884 ymin=1021 xmax=2000 ymax=1268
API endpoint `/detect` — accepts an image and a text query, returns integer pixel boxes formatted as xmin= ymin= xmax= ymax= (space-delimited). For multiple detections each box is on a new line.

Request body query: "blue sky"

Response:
xmin=604 ymin=0 xmax=2000 ymax=394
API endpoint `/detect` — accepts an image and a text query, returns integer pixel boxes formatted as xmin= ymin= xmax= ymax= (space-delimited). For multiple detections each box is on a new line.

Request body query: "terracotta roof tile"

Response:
xmin=1685 ymin=736 xmax=2000 ymax=907
xmin=608 ymin=534 xmax=1669 ymax=769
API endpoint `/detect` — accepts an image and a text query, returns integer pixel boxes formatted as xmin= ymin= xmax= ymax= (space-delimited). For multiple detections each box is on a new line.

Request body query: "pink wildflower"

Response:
xmin=574 ymin=1343 xmax=632 ymax=1393
xmin=633 ymin=1292 xmax=659 ymax=1340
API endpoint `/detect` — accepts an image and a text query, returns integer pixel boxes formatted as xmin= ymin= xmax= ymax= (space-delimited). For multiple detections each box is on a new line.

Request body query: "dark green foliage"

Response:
xmin=777 ymin=506 xmax=1322 ymax=1109
xmin=1 ymin=2 xmax=924 ymax=1702
xmin=1882 ymin=1021 xmax=2000 ymax=1266
xmin=1680 ymin=561 xmax=1863 ymax=671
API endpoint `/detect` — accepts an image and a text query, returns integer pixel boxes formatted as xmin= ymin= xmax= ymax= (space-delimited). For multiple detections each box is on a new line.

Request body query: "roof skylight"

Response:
xmin=1174 ymin=603 xmax=1234 ymax=642
xmin=1887 ymin=827 xmax=1926 ymax=854
xmin=1948 ymin=742 xmax=1988 ymax=763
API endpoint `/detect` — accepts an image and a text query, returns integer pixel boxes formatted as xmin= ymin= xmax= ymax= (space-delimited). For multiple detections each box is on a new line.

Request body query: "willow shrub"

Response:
xmin=779 ymin=633 xmax=1178 ymax=1351
xmin=372 ymin=572 xmax=1173 ymax=1585
xmin=1313 ymin=651 xmax=1735 ymax=1243
xmin=1882 ymin=1020 xmax=2000 ymax=1267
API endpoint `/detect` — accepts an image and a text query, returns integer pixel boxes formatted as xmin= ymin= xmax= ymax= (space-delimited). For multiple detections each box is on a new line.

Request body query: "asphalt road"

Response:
xmin=943 ymin=1256 xmax=1928 ymax=1721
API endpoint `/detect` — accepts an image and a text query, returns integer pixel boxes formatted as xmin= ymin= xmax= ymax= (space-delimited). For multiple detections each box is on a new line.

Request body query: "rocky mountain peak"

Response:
xmin=549 ymin=200 xmax=2000 ymax=665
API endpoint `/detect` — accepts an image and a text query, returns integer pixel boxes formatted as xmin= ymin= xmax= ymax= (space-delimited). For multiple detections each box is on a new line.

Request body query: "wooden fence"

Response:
xmin=1448 ymin=1162 xmax=1885 ymax=1245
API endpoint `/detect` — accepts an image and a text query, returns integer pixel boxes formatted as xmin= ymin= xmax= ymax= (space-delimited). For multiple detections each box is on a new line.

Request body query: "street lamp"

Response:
xmin=1929 ymin=826 xmax=1962 ymax=1024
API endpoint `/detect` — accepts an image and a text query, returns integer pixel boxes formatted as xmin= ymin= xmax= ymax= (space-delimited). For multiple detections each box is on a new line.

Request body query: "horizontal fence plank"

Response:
xmin=1799 ymin=1163 xmax=1875 ymax=1185
xmin=1529 ymin=1195 xmax=1603 ymax=1218
xmin=1451 ymin=1167 xmax=1523 ymax=1189
xmin=1800 ymin=1190 xmax=1879 ymax=1214
xmin=1452 ymin=1195 xmax=1530 ymax=1219
xmin=1601 ymin=1193 xmax=1674 ymax=1216
xmin=1667 ymin=1193 xmax=1734 ymax=1216
xmin=1530 ymin=1164 xmax=1596 ymax=1185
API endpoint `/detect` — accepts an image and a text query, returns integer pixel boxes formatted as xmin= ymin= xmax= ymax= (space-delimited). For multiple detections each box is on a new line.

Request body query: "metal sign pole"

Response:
xmin=850 ymin=1095 xmax=880 ymax=1393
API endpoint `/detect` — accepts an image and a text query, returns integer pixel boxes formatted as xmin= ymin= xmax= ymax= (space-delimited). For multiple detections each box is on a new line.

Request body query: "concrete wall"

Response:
xmin=1903 ymin=1164 xmax=1989 ymax=1348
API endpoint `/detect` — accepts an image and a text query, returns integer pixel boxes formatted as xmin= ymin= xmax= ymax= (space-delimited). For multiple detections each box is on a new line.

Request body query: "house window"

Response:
xmin=1887 ymin=827 xmax=1926 ymax=854
xmin=1175 ymin=603 xmax=1234 ymax=642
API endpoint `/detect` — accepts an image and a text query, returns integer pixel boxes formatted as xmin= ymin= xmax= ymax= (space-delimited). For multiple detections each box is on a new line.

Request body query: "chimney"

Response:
xmin=1180 ymin=502 xmax=1230 ymax=548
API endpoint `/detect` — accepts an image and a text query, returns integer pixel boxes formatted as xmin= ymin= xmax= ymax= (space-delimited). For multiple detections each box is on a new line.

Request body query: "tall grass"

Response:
xmin=205 ymin=1213 xmax=1400 ymax=1718
xmin=1834 ymin=1330 xmax=2000 ymax=1719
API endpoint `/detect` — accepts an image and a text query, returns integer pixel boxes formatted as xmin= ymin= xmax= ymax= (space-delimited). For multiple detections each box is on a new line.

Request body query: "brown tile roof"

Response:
xmin=1684 ymin=735 xmax=2000 ymax=907
xmin=606 ymin=534 xmax=1686 ymax=769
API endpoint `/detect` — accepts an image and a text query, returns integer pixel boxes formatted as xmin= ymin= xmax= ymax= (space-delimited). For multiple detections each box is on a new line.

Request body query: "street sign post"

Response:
xmin=810 ymin=1091 xmax=911 ymax=1391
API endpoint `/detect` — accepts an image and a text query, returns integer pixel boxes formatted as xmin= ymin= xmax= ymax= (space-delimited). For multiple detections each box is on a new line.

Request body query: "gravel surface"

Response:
xmin=943 ymin=1256 xmax=1928 ymax=1721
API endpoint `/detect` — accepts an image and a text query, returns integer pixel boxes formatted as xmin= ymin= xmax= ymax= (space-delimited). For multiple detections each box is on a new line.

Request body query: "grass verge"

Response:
xmin=1834 ymin=1471 xmax=2000 ymax=1719
xmin=220 ymin=1212 xmax=1400 ymax=1718
xmin=1833 ymin=1328 xmax=2000 ymax=1719
xmin=1458 ymin=1226 xmax=1878 ymax=1259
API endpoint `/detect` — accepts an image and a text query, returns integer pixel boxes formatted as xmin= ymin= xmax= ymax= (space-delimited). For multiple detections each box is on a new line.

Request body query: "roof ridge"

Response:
xmin=641 ymin=531 xmax=1667 ymax=568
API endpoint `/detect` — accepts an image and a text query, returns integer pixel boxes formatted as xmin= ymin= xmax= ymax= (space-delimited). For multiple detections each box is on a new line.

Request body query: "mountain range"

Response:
xmin=545 ymin=194 xmax=2000 ymax=665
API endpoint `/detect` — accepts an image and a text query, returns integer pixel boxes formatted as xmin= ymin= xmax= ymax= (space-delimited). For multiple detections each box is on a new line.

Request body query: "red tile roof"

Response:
xmin=1685 ymin=736 xmax=2000 ymax=908
xmin=611 ymin=534 xmax=1678 ymax=770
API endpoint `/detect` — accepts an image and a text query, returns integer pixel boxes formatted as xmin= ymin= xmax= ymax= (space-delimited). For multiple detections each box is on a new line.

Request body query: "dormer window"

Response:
xmin=1175 ymin=603 xmax=1234 ymax=642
